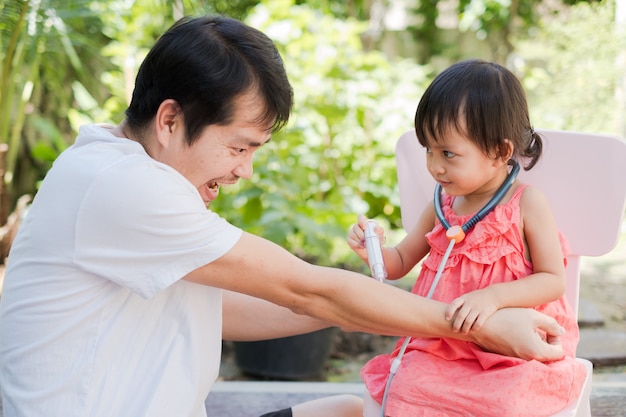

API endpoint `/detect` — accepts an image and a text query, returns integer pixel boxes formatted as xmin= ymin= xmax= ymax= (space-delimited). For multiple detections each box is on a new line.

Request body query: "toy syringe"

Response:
xmin=364 ymin=220 xmax=387 ymax=282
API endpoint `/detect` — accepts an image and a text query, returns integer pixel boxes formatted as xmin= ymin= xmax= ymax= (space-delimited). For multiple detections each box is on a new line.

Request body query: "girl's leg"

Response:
xmin=259 ymin=408 xmax=292 ymax=417
xmin=259 ymin=394 xmax=364 ymax=417
xmin=292 ymin=394 xmax=363 ymax=417
xmin=362 ymin=390 xmax=383 ymax=417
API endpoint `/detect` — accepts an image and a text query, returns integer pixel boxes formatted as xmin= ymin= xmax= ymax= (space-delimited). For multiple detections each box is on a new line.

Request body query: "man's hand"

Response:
xmin=469 ymin=307 xmax=565 ymax=361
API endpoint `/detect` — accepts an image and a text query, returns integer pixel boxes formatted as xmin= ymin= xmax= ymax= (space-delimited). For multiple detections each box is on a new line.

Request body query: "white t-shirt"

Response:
xmin=0 ymin=124 xmax=242 ymax=417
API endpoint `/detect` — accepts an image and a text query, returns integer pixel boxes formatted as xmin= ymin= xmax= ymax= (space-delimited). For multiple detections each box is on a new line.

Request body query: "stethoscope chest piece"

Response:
xmin=445 ymin=225 xmax=465 ymax=243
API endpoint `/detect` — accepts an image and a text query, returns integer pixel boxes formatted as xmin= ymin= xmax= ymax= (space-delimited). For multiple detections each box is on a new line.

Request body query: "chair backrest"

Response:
xmin=395 ymin=129 xmax=626 ymax=317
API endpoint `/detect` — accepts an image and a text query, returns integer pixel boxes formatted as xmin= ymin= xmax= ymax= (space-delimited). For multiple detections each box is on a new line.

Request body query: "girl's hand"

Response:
xmin=347 ymin=215 xmax=385 ymax=262
xmin=445 ymin=288 xmax=499 ymax=334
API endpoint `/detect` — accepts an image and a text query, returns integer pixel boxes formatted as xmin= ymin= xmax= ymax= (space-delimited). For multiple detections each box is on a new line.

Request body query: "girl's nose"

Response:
xmin=427 ymin=154 xmax=445 ymax=175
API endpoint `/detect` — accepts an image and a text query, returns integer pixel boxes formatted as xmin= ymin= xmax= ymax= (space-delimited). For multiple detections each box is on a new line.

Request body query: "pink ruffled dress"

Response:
xmin=361 ymin=184 xmax=586 ymax=417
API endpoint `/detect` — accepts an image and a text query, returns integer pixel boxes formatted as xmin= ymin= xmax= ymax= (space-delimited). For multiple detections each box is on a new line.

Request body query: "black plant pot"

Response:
xmin=233 ymin=327 xmax=337 ymax=380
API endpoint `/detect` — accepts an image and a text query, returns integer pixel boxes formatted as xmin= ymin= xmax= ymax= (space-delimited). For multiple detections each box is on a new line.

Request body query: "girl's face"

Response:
xmin=425 ymin=122 xmax=509 ymax=198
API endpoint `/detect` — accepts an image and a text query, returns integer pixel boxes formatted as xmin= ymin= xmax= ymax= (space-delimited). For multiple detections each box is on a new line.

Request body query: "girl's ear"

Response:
xmin=500 ymin=138 xmax=514 ymax=163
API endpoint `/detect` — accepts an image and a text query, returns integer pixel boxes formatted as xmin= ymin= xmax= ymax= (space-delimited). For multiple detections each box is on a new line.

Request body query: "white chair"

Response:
xmin=394 ymin=128 xmax=626 ymax=417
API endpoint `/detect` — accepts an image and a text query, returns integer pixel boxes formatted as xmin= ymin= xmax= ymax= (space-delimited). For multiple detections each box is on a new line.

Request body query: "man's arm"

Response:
xmin=221 ymin=290 xmax=330 ymax=341
xmin=470 ymin=307 xmax=564 ymax=361
xmin=187 ymin=232 xmax=462 ymax=337
xmin=221 ymin=291 xmax=564 ymax=361
xmin=186 ymin=232 xmax=564 ymax=361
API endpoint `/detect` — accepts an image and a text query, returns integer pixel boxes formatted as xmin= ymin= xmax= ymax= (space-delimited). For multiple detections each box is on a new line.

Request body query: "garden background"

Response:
xmin=1 ymin=0 xmax=625 ymax=276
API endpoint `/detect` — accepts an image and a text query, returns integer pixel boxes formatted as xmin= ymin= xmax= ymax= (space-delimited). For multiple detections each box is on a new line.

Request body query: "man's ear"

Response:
xmin=155 ymin=99 xmax=182 ymax=146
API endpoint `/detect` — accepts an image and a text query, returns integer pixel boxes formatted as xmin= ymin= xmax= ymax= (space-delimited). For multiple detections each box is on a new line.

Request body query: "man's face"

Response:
xmin=164 ymin=92 xmax=273 ymax=206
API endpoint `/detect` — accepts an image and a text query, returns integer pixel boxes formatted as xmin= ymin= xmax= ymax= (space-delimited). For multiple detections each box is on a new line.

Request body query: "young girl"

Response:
xmin=348 ymin=59 xmax=587 ymax=417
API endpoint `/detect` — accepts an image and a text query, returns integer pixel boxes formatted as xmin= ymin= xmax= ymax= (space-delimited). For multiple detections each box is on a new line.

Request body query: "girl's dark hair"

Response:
xmin=414 ymin=59 xmax=542 ymax=170
xmin=124 ymin=15 xmax=293 ymax=144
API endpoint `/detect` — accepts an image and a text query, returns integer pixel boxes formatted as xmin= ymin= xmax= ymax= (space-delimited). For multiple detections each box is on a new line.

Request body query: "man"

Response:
xmin=0 ymin=15 xmax=564 ymax=417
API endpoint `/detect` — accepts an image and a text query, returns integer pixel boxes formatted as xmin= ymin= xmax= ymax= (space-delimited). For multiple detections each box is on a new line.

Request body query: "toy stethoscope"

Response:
xmin=374 ymin=160 xmax=520 ymax=416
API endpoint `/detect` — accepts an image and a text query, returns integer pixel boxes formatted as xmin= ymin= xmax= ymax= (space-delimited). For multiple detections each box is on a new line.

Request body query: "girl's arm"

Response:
xmin=347 ymin=204 xmax=435 ymax=280
xmin=390 ymin=203 xmax=436 ymax=278
xmin=446 ymin=186 xmax=566 ymax=333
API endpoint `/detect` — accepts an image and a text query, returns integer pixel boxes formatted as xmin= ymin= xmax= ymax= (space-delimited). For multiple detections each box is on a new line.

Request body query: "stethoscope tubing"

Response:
xmin=434 ymin=160 xmax=520 ymax=233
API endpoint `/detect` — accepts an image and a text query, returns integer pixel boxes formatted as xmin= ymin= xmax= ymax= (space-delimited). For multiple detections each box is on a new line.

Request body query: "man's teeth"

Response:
xmin=209 ymin=182 xmax=218 ymax=189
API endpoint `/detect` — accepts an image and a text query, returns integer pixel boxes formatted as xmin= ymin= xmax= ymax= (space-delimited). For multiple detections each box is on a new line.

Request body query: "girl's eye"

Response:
xmin=425 ymin=147 xmax=432 ymax=154
xmin=443 ymin=150 xmax=456 ymax=158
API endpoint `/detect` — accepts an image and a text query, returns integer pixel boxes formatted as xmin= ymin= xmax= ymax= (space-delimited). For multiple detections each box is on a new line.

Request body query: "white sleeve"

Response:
xmin=74 ymin=157 xmax=242 ymax=299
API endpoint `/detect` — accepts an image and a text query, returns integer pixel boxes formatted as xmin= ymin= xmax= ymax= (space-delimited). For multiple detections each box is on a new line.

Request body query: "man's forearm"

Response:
xmin=196 ymin=233 xmax=563 ymax=361
xmin=222 ymin=290 xmax=330 ymax=341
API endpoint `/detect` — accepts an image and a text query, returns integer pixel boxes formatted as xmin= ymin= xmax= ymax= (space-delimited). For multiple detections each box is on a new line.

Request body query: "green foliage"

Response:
xmin=409 ymin=0 xmax=595 ymax=65
xmin=410 ymin=0 xmax=442 ymax=61
xmin=294 ymin=0 xmax=369 ymax=19
xmin=210 ymin=0 xmax=429 ymax=266
xmin=5 ymin=0 xmax=622 ymax=268
xmin=0 ymin=0 xmax=112 ymax=207
xmin=202 ymin=0 xmax=261 ymax=19
xmin=516 ymin=0 xmax=626 ymax=135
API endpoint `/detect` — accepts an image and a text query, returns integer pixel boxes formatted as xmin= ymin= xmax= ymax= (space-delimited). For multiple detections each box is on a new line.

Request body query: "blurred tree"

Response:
xmin=348 ymin=0 xmax=593 ymax=66
xmin=295 ymin=0 xmax=369 ymax=19
xmin=201 ymin=0 xmax=260 ymax=19
xmin=3 ymin=0 xmax=622 ymax=268
xmin=0 ymin=0 xmax=111 ymax=216
xmin=0 ymin=0 xmax=426 ymax=267
xmin=210 ymin=0 xmax=429 ymax=267
xmin=515 ymin=0 xmax=626 ymax=136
